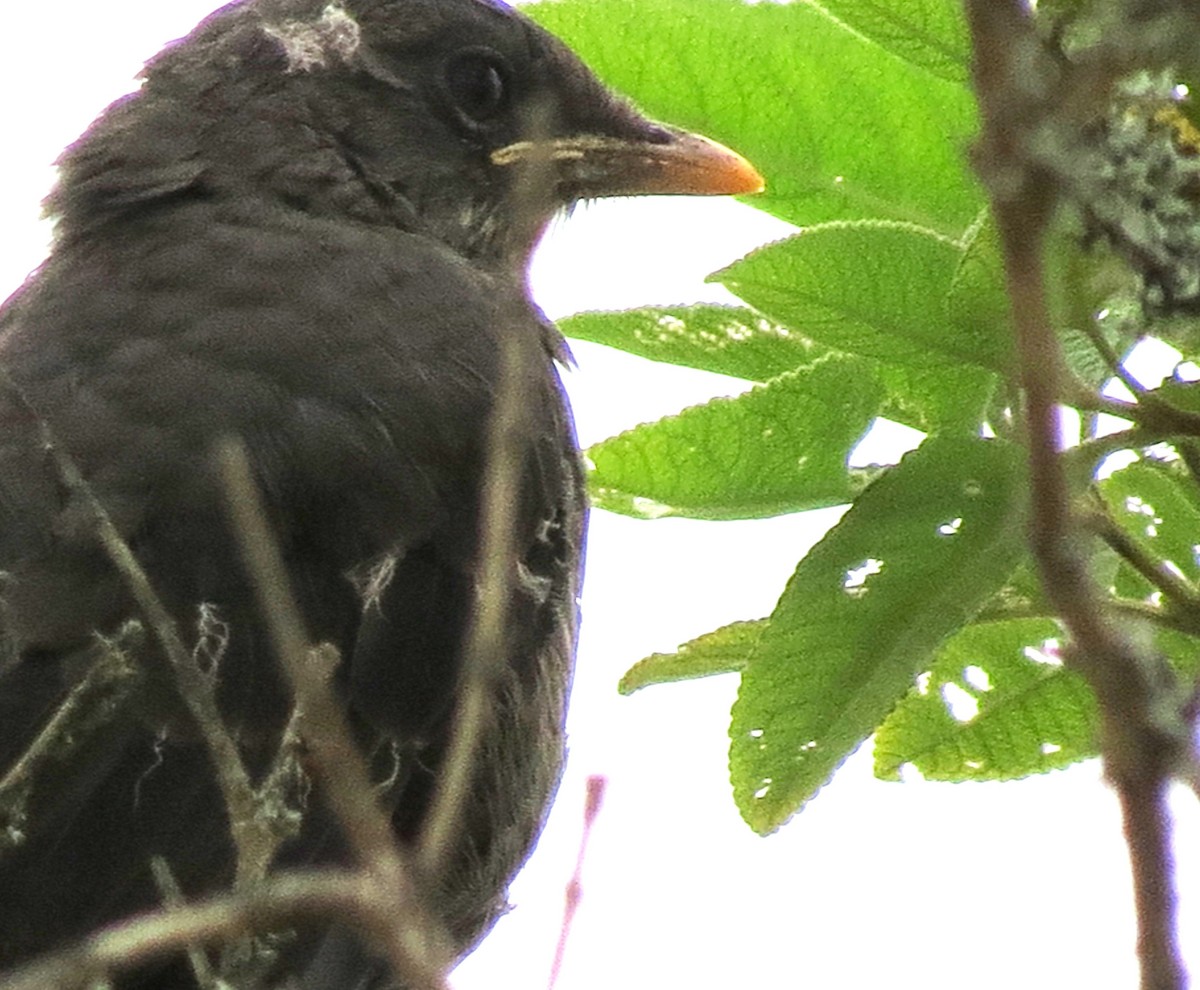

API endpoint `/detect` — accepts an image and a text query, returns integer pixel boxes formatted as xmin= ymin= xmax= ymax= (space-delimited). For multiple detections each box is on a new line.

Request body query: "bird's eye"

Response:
xmin=443 ymin=49 xmax=511 ymax=127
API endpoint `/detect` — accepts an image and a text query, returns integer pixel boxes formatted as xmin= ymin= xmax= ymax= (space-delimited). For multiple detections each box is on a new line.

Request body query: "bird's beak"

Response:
xmin=490 ymin=130 xmax=764 ymax=199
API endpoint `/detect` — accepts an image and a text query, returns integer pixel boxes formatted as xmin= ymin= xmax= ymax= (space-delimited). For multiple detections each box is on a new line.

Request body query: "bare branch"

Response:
xmin=964 ymin=3 xmax=1192 ymax=987
xmin=149 ymin=857 xmax=221 ymax=990
xmin=0 ymin=869 xmax=408 ymax=990
xmin=547 ymin=775 xmax=606 ymax=990
xmin=416 ymin=337 xmax=528 ymax=879
xmin=25 ymin=410 xmax=280 ymax=888
xmin=216 ymin=440 xmax=454 ymax=989
xmin=1082 ymin=499 xmax=1200 ymax=608
xmin=0 ymin=623 xmax=143 ymax=853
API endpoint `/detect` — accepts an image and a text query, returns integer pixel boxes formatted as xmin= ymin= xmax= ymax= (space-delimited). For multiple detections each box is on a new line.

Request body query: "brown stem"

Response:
xmin=149 ymin=857 xmax=220 ymax=990
xmin=1118 ymin=778 xmax=1185 ymax=990
xmin=17 ymin=401 xmax=280 ymax=888
xmin=964 ymin=3 xmax=1188 ymax=988
xmin=1083 ymin=501 xmax=1200 ymax=608
xmin=547 ymin=776 xmax=606 ymax=990
xmin=0 ymin=869 xmax=407 ymax=990
xmin=216 ymin=441 xmax=453 ymax=989
xmin=416 ymin=337 xmax=527 ymax=878
xmin=0 ymin=624 xmax=143 ymax=853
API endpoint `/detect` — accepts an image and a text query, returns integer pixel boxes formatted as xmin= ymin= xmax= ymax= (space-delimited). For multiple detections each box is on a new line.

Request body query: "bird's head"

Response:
xmin=50 ymin=0 xmax=762 ymax=267
xmin=51 ymin=0 xmax=763 ymax=266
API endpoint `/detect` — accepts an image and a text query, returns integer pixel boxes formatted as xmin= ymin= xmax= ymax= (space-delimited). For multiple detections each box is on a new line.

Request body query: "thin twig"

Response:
xmin=0 ymin=623 xmax=143 ymax=852
xmin=1068 ymin=389 xmax=1140 ymax=418
xmin=149 ymin=857 xmax=220 ymax=990
xmin=1080 ymin=314 xmax=1147 ymax=398
xmin=547 ymin=775 xmax=606 ymax=990
xmin=1178 ymin=438 xmax=1200 ymax=489
xmin=416 ymin=337 xmax=528 ymax=878
xmin=1112 ymin=598 xmax=1200 ymax=638
xmin=1067 ymin=426 xmax=1154 ymax=467
xmin=30 ymin=418 xmax=276 ymax=888
xmin=1070 ymin=380 xmax=1200 ymax=437
xmin=216 ymin=440 xmax=453 ymax=990
xmin=1081 ymin=500 xmax=1200 ymax=608
xmin=0 ymin=368 xmax=285 ymax=884
xmin=0 ymin=869 xmax=401 ymax=990
xmin=1075 ymin=309 xmax=1200 ymax=439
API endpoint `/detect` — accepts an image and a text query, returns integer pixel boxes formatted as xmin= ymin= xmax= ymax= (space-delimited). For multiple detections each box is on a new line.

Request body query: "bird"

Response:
xmin=0 ymin=0 xmax=762 ymax=986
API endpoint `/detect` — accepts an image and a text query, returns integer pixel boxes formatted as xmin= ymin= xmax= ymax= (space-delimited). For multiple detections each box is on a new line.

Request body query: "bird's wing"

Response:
xmin=0 ymin=198 xmax=584 ymax=974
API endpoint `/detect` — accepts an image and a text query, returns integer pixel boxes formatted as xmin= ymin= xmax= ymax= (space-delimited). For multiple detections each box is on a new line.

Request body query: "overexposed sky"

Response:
xmin=1 ymin=4 xmax=1197 ymax=989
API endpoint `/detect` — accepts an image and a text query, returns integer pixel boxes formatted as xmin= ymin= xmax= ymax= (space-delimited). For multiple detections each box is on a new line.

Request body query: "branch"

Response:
xmin=547 ymin=776 xmax=606 ymax=990
xmin=0 ymin=869 xmax=409 ymax=990
xmin=5 ymin=386 xmax=289 ymax=888
xmin=1082 ymin=499 xmax=1200 ymax=609
xmin=416 ymin=336 xmax=528 ymax=878
xmin=149 ymin=857 xmax=221 ymax=990
xmin=216 ymin=441 xmax=454 ymax=989
xmin=964 ymin=4 xmax=1191 ymax=988
xmin=0 ymin=623 xmax=143 ymax=853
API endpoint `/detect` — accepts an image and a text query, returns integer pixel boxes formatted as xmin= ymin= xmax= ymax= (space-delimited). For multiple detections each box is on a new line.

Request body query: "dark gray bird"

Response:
xmin=0 ymin=0 xmax=761 ymax=986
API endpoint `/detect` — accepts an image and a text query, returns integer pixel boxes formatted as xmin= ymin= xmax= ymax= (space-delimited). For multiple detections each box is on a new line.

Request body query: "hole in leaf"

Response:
xmin=963 ymin=665 xmax=991 ymax=691
xmin=1025 ymin=638 xmax=1062 ymax=666
xmin=842 ymin=558 xmax=884 ymax=598
xmin=1124 ymin=496 xmax=1162 ymax=540
xmin=629 ymin=496 xmax=672 ymax=519
xmin=941 ymin=682 xmax=979 ymax=722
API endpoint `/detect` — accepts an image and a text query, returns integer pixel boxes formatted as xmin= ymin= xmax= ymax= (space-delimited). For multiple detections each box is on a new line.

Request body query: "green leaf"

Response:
xmin=873 ymin=618 xmax=1098 ymax=781
xmin=1048 ymin=245 xmax=1134 ymax=389
xmin=528 ymin=0 xmax=982 ymax=231
xmin=1061 ymin=326 xmax=1119 ymax=389
xmin=587 ymin=356 xmax=884 ymax=519
xmin=560 ymin=305 xmax=816 ymax=382
xmin=817 ymin=0 xmax=971 ymax=84
xmin=877 ymin=361 xmax=997 ymax=434
xmin=562 ymin=305 xmax=996 ymax=434
xmin=945 ymin=213 xmax=1011 ymax=355
xmin=1155 ymin=626 xmax=1200 ymax=677
xmin=947 ymin=212 xmax=1127 ymax=388
xmin=1153 ymin=378 xmax=1200 ymax=415
xmin=1105 ymin=459 xmax=1200 ymax=584
xmin=619 ymin=619 xmax=766 ymax=695
xmin=1100 ymin=457 xmax=1200 ymax=599
xmin=730 ymin=435 xmax=1027 ymax=834
xmin=715 ymin=221 xmax=1014 ymax=374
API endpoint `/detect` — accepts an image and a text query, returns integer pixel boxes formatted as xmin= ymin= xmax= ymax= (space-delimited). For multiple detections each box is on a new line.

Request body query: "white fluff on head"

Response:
xmin=263 ymin=3 xmax=362 ymax=73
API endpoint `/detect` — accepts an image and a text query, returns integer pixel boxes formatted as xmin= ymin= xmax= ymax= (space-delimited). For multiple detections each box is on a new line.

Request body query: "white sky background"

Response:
xmin=1 ymin=3 xmax=1198 ymax=988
